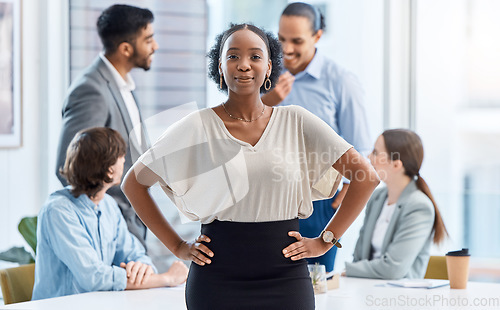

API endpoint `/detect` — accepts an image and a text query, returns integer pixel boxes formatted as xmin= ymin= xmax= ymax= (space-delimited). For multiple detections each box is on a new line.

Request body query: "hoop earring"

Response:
xmin=264 ymin=76 xmax=271 ymax=91
xmin=220 ymin=74 xmax=224 ymax=89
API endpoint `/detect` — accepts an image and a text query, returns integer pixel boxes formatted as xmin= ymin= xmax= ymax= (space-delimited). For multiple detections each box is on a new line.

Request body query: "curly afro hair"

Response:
xmin=207 ymin=23 xmax=283 ymax=94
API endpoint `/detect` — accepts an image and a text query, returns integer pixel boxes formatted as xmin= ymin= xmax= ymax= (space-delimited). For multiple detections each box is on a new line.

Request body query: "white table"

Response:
xmin=3 ymin=278 xmax=500 ymax=310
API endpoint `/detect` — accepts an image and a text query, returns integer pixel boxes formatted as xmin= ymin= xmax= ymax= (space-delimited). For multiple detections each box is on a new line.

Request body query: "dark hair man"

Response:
xmin=55 ymin=4 xmax=159 ymax=248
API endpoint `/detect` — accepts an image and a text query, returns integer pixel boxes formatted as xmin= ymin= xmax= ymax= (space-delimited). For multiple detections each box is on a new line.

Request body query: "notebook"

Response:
xmin=387 ymin=279 xmax=449 ymax=289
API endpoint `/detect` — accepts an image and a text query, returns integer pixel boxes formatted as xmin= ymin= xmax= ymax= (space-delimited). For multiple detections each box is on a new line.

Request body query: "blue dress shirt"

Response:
xmin=281 ymin=50 xmax=371 ymax=154
xmin=32 ymin=187 xmax=155 ymax=300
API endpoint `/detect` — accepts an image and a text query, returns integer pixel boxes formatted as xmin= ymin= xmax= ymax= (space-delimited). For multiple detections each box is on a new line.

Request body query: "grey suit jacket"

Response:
xmin=55 ymin=56 xmax=149 ymax=248
xmin=345 ymin=181 xmax=434 ymax=279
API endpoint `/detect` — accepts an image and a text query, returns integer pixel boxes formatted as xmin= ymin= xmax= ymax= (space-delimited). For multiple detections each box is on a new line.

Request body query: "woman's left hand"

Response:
xmin=282 ymin=231 xmax=332 ymax=261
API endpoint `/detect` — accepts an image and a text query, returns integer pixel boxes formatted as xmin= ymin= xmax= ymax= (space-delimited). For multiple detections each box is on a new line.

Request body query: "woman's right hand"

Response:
xmin=176 ymin=235 xmax=214 ymax=266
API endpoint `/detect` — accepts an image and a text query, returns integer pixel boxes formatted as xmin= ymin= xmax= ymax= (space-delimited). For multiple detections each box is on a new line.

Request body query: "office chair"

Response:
xmin=0 ymin=263 xmax=35 ymax=305
xmin=424 ymin=256 xmax=448 ymax=280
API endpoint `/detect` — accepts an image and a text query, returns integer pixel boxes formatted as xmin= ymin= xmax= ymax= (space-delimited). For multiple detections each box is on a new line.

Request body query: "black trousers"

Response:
xmin=185 ymin=219 xmax=315 ymax=310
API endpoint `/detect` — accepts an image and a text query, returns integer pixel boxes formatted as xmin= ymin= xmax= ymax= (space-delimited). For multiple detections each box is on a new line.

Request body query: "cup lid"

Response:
xmin=446 ymin=248 xmax=470 ymax=256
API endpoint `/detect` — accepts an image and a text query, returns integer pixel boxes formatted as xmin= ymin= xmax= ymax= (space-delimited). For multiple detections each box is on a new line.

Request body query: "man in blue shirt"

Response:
xmin=262 ymin=2 xmax=371 ymax=272
xmin=32 ymin=128 xmax=188 ymax=300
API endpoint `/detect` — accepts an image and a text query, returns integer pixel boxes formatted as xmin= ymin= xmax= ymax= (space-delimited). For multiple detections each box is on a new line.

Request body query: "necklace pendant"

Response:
xmin=222 ymin=102 xmax=266 ymax=122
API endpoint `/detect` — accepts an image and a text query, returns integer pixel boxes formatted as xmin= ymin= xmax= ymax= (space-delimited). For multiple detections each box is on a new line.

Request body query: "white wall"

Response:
xmin=0 ymin=0 xmax=67 ymax=253
xmin=415 ymin=0 xmax=467 ymax=252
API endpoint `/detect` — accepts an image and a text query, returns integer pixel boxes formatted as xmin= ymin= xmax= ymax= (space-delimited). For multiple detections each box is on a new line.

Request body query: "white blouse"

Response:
xmin=371 ymin=198 xmax=397 ymax=259
xmin=138 ymin=105 xmax=352 ymax=224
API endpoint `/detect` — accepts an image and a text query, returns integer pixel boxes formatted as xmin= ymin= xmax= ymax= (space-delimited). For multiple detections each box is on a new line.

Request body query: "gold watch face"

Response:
xmin=322 ymin=230 xmax=334 ymax=243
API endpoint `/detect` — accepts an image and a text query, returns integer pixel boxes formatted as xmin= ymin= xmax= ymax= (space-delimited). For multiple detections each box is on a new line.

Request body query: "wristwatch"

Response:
xmin=320 ymin=230 xmax=342 ymax=248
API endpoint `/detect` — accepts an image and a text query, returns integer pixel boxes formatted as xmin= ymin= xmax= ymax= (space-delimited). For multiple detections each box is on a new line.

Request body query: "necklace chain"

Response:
xmin=222 ymin=102 xmax=266 ymax=122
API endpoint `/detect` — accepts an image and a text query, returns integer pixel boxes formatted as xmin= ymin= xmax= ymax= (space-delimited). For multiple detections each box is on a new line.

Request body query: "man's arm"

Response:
xmin=112 ymin=198 xmax=154 ymax=268
xmin=121 ymin=261 xmax=188 ymax=289
xmin=43 ymin=203 xmax=187 ymax=291
xmin=113 ymin=208 xmax=188 ymax=288
xmin=43 ymin=204 xmax=129 ymax=292
xmin=56 ymin=82 xmax=109 ymax=185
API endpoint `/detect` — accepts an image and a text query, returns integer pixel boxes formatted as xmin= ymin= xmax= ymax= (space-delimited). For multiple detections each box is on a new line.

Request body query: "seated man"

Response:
xmin=32 ymin=127 xmax=188 ymax=300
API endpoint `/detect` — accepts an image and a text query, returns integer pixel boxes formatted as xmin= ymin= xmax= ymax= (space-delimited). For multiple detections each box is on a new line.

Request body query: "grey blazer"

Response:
xmin=345 ymin=181 xmax=434 ymax=279
xmin=55 ymin=56 xmax=149 ymax=248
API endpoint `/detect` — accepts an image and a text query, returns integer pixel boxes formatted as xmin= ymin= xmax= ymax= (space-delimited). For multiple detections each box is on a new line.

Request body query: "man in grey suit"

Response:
xmin=56 ymin=4 xmax=159 ymax=249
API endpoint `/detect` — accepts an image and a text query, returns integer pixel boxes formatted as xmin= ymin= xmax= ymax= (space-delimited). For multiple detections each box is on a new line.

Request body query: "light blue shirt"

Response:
xmin=32 ymin=187 xmax=155 ymax=300
xmin=281 ymin=50 xmax=371 ymax=155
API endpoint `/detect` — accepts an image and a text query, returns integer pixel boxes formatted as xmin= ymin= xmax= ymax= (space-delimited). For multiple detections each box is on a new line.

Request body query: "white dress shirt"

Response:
xmin=99 ymin=52 xmax=142 ymax=145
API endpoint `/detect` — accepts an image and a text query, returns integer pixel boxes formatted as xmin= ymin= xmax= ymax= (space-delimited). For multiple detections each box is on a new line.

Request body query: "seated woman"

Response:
xmin=32 ymin=127 xmax=188 ymax=300
xmin=344 ymin=129 xmax=447 ymax=279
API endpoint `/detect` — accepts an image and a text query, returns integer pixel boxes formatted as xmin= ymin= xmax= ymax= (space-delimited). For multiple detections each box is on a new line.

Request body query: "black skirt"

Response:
xmin=185 ymin=219 xmax=315 ymax=310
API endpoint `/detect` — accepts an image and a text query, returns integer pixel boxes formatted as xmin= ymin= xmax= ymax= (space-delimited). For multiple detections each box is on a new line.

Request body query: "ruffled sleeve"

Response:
xmin=293 ymin=106 xmax=353 ymax=200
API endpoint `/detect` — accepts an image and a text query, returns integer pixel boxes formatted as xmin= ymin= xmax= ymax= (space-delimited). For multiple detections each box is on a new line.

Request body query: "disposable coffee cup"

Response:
xmin=446 ymin=248 xmax=470 ymax=289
